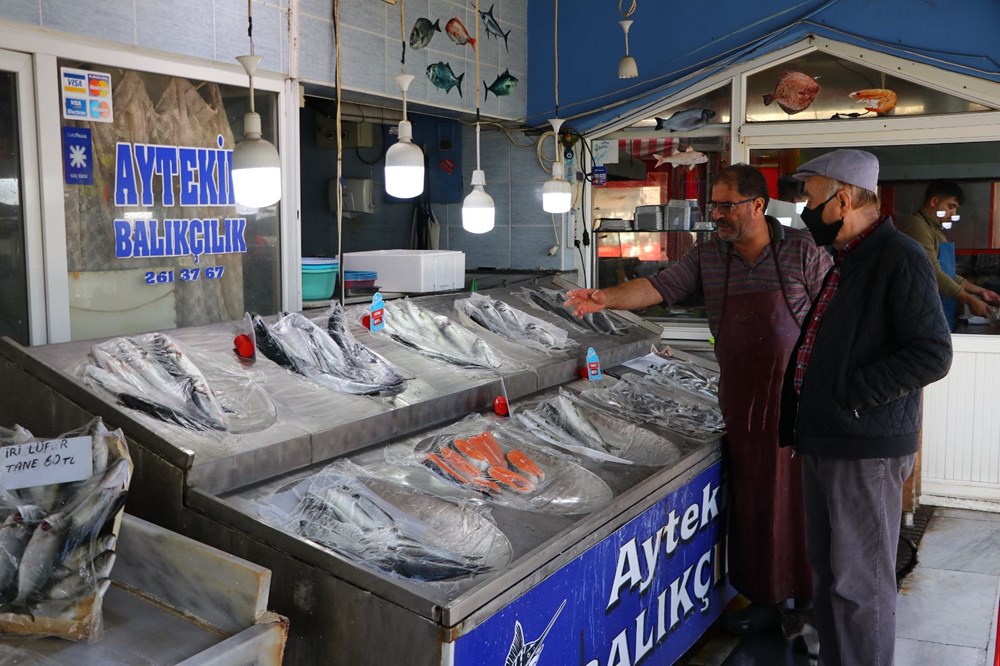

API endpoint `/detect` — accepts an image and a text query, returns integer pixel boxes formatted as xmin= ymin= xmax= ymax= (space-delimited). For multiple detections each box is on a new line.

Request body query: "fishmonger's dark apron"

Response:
xmin=939 ymin=241 xmax=957 ymax=331
xmin=715 ymin=241 xmax=813 ymax=604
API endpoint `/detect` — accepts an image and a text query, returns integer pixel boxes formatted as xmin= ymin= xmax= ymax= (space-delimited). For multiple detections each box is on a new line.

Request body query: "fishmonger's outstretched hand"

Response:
xmin=564 ymin=288 xmax=607 ymax=317
xmin=981 ymin=288 xmax=1000 ymax=306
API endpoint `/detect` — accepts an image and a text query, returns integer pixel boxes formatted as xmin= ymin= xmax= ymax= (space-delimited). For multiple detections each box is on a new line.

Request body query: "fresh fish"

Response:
xmin=382 ymin=299 xmax=503 ymax=369
xmin=64 ymin=457 xmax=130 ymax=553
xmin=475 ymin=3 xmax=511 ymax=52
xmin=654 ymin=108 xmax=716 ymax=132
xmin=488 ymin=465 xmax=534 ymax=493
xmin=484 ymin=69 xmax=518 ymax=99
xmin=505 ymin=599 xmax=566 ymax=666
xmin=849 ymin=88 xmax=897 ymax=114
xmin=427 ymin=62 xmax=465 ymax=98
xmin=763 ymin=71 xmax=820 ymax=114
xmin=252 ymin=313 xmax=295 ymax=369
xmin=653 ymin=146 xmax=708 ymax=170
xmin=148 ymin=333 xmax=229 ymax=429
xmin=445 ymin=17 xmax=475 ymax=47
xmin=15 ymin=513 xmax=68 ymax=603
xmin=409 ymin=17 xmax=440 ymax=50
xmin=590 ymin=373 xmax=726 ymax=439
xmin=0 ymin=509 xmax=41 ymax=592
xmin=507 ymin=449 xmax=545 ymax=484
xmin=518 ymin=287 xmax=627 ymax=336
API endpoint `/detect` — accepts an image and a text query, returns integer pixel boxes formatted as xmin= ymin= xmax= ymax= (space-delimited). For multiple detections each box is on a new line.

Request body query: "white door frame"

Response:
xmin=0 ymin=48 xmax=46 ymax=345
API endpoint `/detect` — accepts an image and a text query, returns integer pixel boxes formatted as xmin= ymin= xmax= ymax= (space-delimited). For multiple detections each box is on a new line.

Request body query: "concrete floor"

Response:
xmin=686 ymin=507 xmax=1000 ymax=665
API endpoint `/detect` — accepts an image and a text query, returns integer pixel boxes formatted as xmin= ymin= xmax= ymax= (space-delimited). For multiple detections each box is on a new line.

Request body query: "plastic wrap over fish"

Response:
xmin=576 ymin=373 xmax=726 ymax=441
xmin=378 ymin=416 xmax=612 ymax=515
xmin=634 ymin=356 xmax=720 ymax=402
xmin=511 ymin=390 xmax=687 ymax=467
xmin=251 ymin=308 xmax=407 ymax=396
xmin=0 ymin=418 xmax=131 ymax=642
xmin=79 ymin=332 xmax=277 ymax=434
xmin=377 ymin=299 xmax=508 ymax=370
xmin=256 ymin=461 xmax=511 ymax=582
xmin=516 ymin=287 xmax=628 ymax=336
xmin=455 ymin=293 xmax=576 ymax=353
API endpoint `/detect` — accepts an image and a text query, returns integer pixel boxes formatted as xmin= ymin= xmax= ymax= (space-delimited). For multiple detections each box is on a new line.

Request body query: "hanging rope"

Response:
xmin=618 ymin=0 xmax=637 ymax=19
xmin=399 ymin=0 xmax=406 ymax=69
xmin=475 ymin=0 xmax=482 ymax=169
xmin=334 ymin=0 xmax=344 ymax=306
xmin=553 ymin=0 xmax=559 ymax=116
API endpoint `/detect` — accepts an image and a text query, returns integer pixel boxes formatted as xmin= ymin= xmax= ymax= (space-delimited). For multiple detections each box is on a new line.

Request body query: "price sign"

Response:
xmin=0 ymin=436 xmax=94 ymax=490
xmin=370 ymin=293 xmax=385 ymax=332
xmin=585 ymin=347 xmax=602 ymax=381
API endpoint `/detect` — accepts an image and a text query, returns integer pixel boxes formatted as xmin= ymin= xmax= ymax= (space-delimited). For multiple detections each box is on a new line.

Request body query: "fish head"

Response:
xmin=702 ymin=109 xmax=716 ymax=121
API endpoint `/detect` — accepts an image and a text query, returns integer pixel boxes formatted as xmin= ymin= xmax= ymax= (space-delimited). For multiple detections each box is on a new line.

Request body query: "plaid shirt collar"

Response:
xmin=834 ymin=216 xmax=885 ymax=264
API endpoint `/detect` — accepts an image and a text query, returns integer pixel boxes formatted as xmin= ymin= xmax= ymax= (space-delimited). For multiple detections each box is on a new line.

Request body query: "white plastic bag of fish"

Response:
xmin=576 ymin=373 xmax=726 ymax=441
xmin=454 ymin=293 xmax=576 ymax=353
xmin=256 ymin=461 xmax=512 ymax=582
xmin=80 ymin=332 xmax=277 ymax=435
xmin=250 ymin=308 xmax=408 ymax=396
xmin=380 ymin=416 xmax=612 ymax=516
xmin=516 ymin=287 xmax=628 ymax=336
xmin=510 ymin=389 xmax=689 ymax=467
xmin=375 ymin=299 xmax=511 ymax=370
xmin=0 ymin=418 xmax=132 ymax=642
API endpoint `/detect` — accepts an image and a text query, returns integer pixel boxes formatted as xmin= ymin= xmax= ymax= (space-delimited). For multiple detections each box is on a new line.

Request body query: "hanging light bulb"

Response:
xmin=231 ymin=3 xmax=281 ymax=209
xmin=618 ymin=19 xmax=638 ymax=79
xmin=385 ymin=74 xmax=424 ymax=199
xmin=542 ymin=118 xmax=572 ymax=214
xmin=462 ymin=0 xmax=495 ymax=233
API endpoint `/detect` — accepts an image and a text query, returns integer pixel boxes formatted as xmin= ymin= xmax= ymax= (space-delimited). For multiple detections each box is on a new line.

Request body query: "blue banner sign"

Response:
xmin=454 ymin=460 xmax=730 ymax=666
xmin=62 ymin=127 xmax=93 ymax=185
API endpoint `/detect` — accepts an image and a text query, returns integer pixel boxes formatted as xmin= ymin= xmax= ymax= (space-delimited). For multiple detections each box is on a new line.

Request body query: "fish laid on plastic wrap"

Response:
xmin=259 ymin=463 xmax=511 ymax=582
xmin=577 ymin=373 xmax=726 ymax=441
xmin=517 ymin=287 xmax=627 ymax=336
xmin=643 ymin=358 xmax=720 ymax=402
xmin=0 ymin=419 xmax=131 ymax=641
xmin=456 ymin=294 xmax=576 ymax=352
xmin=251 ymin=309 xmax=406 ymax=395
xmin=82 ymin=333 xmax=229 ymax=431
xmin=381 ymin=299 xmax=503 ymax=369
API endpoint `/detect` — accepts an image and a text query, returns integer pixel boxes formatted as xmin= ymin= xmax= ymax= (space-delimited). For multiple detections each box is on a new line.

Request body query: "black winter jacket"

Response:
xmin=778 ymin=218 xmax=953 ymax=459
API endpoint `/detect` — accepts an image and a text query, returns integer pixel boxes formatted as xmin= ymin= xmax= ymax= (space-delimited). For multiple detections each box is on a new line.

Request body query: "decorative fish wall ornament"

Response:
xmin=763 ymin=71 xmax=821 ymax=114
xmin=427 ymin=62 xmax=465 ymax=97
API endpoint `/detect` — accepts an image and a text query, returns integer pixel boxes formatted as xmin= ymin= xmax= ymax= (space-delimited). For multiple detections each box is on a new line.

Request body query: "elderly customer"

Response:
xmin=780 ymin=149 xmax=953 ymax=666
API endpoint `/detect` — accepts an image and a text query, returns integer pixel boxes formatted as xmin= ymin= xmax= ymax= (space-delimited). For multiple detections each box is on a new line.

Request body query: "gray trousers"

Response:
xmin=801 ymin=453 xmax=916 ymax=666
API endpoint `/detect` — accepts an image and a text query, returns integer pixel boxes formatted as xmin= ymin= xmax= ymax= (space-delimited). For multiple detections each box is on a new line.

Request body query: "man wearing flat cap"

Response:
xmin=779 ymin=149 xmax=953 ymax=666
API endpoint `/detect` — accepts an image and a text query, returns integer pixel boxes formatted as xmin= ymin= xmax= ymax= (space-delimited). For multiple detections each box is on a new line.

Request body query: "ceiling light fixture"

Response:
xmin=462 ymin=0 xmax=495 ymax=233
xmin=385 ymin=0 xmax=425 ymax=199
xmin=232 ymin=1 xmax=281 ymax=208
xmin=542 ymin=0 xmax=571 ymax=215
xmin=617 ymin=1 xmax=638 ymax=80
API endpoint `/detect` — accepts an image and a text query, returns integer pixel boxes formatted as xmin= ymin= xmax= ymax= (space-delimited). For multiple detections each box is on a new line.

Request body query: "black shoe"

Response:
xmin=721 ymin=603 xmax=782 ymax=636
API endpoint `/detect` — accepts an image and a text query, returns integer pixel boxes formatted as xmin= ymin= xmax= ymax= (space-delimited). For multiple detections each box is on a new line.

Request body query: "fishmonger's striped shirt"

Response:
xmin=647 ymin=218 xmax=833 ymax=338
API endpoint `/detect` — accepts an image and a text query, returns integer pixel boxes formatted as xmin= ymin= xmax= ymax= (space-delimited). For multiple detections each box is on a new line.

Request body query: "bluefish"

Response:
xmin=654 ymin=108 xmax=716 ymax=132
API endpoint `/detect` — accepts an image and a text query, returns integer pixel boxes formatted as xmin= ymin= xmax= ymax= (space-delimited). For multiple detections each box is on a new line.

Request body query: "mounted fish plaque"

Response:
xmin=370 ymin=293 xmax=386 ymax=332
xmin=585 ymin=347 xmax=602 ymax=381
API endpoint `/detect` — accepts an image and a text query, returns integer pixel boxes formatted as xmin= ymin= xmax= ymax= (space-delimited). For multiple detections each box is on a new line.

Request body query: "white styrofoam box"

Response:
xmin=342 ymin=250 xmax=466 ymax=293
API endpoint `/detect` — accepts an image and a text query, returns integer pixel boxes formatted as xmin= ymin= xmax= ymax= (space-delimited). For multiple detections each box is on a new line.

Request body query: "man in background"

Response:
xmin=782 ymin=150 xmax=953 ymax=666
xmin=567 ymin=164 xmax=832 ymax=635
xmin=897 ymin=180 xmax=1000 ymax=320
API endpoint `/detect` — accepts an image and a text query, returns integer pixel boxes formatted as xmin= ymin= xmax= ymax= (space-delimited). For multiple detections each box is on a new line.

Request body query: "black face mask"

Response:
xmin=801 ymin=192 xmax=843 ymax=246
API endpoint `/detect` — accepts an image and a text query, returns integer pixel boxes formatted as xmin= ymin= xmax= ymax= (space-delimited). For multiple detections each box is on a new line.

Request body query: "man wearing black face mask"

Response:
xmin=779 ymin=149 xmax=953 ymax=666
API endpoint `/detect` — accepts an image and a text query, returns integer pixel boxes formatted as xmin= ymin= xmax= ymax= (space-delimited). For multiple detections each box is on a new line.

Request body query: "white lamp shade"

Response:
xmin=462 ymin=176 xmax=495 ymax=233
xmin=543 ymin=160 xmax=572 ymax=214
xmin=384 ymin=140 xmax=424 ymax=199
xmin=618 ymin=55 xmax=638 ymax=79
xmin=232 ymin=135 xmax=281 ymax=208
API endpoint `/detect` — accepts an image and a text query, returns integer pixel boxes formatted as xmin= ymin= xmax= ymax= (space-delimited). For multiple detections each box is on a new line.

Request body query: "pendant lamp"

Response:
xmin=617 ymin=1 xmax=638 ymax=79
xmin=385 ymin=0 xmax=425 ymax=199
xmin=232 ymin=2 xmax=281 ymax=209
xmin=542 ymin=0 xmax=572 ymax=215
xmin=462 ymin=0 xmax=495 ymax=233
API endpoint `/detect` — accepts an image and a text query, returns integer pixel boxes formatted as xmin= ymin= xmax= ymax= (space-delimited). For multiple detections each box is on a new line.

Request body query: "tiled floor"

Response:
xmin=689 ymin=507 xmax=1000 ymax=665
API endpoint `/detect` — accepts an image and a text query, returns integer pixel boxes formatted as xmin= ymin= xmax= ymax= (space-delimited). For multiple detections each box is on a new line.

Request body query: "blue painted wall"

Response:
xmin=526 ymin=0 xmax=1000 ymax=128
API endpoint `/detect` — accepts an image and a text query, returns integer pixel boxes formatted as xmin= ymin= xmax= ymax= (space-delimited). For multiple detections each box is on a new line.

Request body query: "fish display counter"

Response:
xmin=0 ymin=277 xmax=730 ymax=665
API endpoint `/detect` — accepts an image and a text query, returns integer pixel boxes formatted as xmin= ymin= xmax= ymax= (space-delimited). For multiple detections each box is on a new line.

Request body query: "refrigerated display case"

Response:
xmin=0 ymin=276 xmax=729 ymax=665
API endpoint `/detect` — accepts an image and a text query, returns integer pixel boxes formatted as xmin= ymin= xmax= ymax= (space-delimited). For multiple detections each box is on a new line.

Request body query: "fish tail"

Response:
xmin=763 ymin=93 xmax=774 ymax=106
xmin=484 ymin=81 xmax=490 ymax=101
xmin=433 ymin=18 xmax=441 ymax=31
xmin=456 ymin=72 xmax=464 ymax=98
xmin=654 ymin=117 xmax=665 ymax=131
xmin=468 ymin=36 xmax=476 ymax=47
xmin=502 ymin=29 xmax=510 ymax=52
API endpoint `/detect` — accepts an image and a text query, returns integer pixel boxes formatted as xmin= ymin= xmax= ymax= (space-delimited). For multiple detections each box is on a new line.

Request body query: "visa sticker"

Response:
xmin=585 ymin=346 xmax=602 ymax=381
xmin=370 ymin=292 xmax=385 ymax=332
xmin=593 ymin=165 xmax=607 ymax=186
